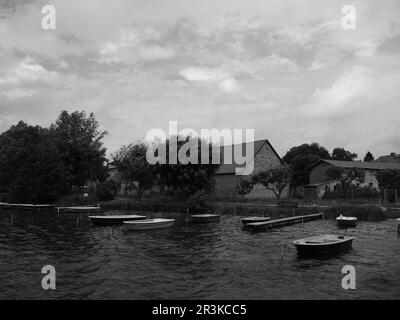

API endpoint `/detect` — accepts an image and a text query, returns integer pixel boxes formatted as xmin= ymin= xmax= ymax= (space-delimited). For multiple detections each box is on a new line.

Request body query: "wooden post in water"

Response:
xmin=395 ymin=189 xmax=398 ymax=204
xmin=11 ymin=214 xmax=13 ymax=226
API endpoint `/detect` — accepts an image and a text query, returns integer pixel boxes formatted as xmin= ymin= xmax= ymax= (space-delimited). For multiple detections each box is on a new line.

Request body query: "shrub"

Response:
xmin=324 ymin=204 xmax=386 ymax=221
xmin=95 ymin=182 xmax=115 ymax=201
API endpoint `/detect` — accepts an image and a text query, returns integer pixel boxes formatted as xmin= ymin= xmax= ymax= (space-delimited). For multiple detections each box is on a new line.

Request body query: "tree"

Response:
xmin=376 ymin=170 xmax=400 ymax=190
xmin=283 ymin=143 xmax=330 ymax=189
xmin=251 ymin=167 xmax=291 ymax=200
xmin=326 ymin=166 xmax=365 ymax=200
xmin=51 ymin=110 xmax=108 ymax=186
xmin=153 ymin=136 xmax=220 ymax=200
xmin=237 ymin=178 xmax=254 ymax=197
xmin=331 ymin=147 xmax=357 ymax=161
xmin=364 ymin=151 xmax=374 ymax=162
xmin=112 ymin=142 xmax=155 ymax=199
xmin=0 ymin=122 xmax=69 ymax=203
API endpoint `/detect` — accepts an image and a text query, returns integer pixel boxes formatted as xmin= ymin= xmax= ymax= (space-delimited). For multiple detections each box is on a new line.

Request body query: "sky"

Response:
xmin=0 ymin=0 xmax=400 ymax=159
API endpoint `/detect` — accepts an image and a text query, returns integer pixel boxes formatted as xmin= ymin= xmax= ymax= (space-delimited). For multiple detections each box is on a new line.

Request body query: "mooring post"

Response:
xmin=11 ymin=214 xmax=13 ymax=226
xmin=76 ymin=216 xmax=80 ymax=226
xmin=281 ymin=244 xmax=284 ymax=260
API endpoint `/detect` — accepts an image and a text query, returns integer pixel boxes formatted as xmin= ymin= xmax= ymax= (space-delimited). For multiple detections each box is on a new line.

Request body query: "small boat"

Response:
xmin=89 ymin=214 xmax=146 ymax=225
xmin=336 ymin=215 xmax=357 ymax=228
xmin=293 ymin=234 xmax=354 ymax=256
xmin=242 ymin=216 xmax=271 ymax=226
xmin=124 ymin=218 xmax=175 ymax=230
xmin=190 ymin=214 xmax=221 ymax=223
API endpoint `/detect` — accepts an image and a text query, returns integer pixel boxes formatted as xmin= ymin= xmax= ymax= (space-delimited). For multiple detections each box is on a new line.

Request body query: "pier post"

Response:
xmin=11 ymin=214 xmax=13 ymax=226
xmin=395 ymin=190 xmax=398 ymax=204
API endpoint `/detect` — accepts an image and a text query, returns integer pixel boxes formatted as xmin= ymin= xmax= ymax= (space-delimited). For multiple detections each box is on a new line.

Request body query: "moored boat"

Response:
xmin=123 ymin=218 xmax=175 ymax=230
xmin=336 ymin=215 xmax=357 ymax=228
xmin=242 ymin=216 xmax=271 ymax=226
xmin=293 ymin=234 xmax=354 ymax=256
xmin=89 ymin=214 xmax=146 ymax=225
xmin=190 ymin=214 xmax=221 ymax=223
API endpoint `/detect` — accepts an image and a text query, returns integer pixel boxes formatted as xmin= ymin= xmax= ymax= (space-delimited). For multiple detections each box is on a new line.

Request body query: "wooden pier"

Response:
xmin=0 ymin=202 xmax=54 ymax=212
xmin=56 ymin=206 xmax=101 ymax=214
xmin=245 ymin=212 xmax=324 ymax=231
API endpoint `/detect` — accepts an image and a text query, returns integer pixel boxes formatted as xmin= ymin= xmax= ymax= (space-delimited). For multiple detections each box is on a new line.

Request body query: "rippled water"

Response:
xmin=0 ymin=210 xmax=399 ymax=299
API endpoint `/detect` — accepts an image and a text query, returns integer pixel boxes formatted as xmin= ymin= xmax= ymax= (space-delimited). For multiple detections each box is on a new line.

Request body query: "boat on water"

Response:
xmin=293 ymin=234 xmax=354 ymax=256
xmin=242 ymin=216 xmax=271 ymax=226
xmin=190 ymin=214 xmax=221 ymax=223
xmin=336 ymin=215 xmax=357 ymax=228
xmin=124 ymin=218 xmax=175 ymax=230
xmin=89 ymin=214 xmax=146 ymax=225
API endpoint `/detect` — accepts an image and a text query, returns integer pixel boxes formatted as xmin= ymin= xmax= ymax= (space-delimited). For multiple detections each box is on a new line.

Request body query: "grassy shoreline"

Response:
xmin=98 ymin=198 xmax=395 ymax=221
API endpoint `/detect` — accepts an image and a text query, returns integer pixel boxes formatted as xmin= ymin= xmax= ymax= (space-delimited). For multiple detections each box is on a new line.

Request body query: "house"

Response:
xmin=305 ymin=159 xmax=400 ymax=200
xmin=213 ymin=139 xmax=288 ymax=199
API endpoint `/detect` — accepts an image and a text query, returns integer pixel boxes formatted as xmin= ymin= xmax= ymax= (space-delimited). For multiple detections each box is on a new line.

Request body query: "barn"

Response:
xmin=213 ymin=139 xmax=288 ymax=199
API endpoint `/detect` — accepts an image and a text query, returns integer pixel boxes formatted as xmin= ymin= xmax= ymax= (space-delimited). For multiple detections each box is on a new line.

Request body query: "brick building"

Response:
xmin=213 ymin=139 xmax=288 ymax=199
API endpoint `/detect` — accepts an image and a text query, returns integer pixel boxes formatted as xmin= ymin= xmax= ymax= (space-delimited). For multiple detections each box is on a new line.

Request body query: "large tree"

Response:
xmin=51 ymin=110 xmax=108 ymax=186
xmin=364 ymin=151 xmax=374 ymax=162
xmin=283 ymin=143 xmax=330 ymax=189
xmin=152 ymin=136 xmax=220 ymax=200
xmin=0 ymin=121 xmax=69 ymax=203
xmin=331 ymin=147 xmax=357 ymax=161
xmin=112 ymin=142 xmax=155 ymax=199
xmin=326 ymin=166 xmax=365 ymax=200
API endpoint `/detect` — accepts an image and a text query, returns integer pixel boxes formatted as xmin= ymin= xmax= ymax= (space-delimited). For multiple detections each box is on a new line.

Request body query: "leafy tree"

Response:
xmin=112 ymin=142 xmax=155 ymax=199
xmin=251 ymin=167 xmax=291 ymax=200
xmin=237 ymin=178 xmax=254 ymax=196
xmin=51 ymin=110 xmax=108 ymax=186
xmin=331 ymin=147 xmax=357 ymax=161
xmin=326 ymin=166 xmax=365 ymax=200
xmin=364 ymin=151 xmax=374 ymax=162
xmin=0 ymin=122 xmax=69 ymax=203
xmin=376 ymin=170 xmax=400 ymax=190
xmin=153 ymin=136 xmax=220 ymax=200
xmin=283 ymin=143 xmax=330 ymax=189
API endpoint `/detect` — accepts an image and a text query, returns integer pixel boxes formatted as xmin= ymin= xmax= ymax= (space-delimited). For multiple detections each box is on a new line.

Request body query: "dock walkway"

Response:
xmin=245 ymin=213 xmax=324 ymax=231
xmin=0 ymin=202 xmax=54 ymax=212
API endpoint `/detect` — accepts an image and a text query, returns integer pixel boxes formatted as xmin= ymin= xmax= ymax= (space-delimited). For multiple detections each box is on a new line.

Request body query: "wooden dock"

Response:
xmin=245 ymin=212 xmax=324 ymax=231
xmin=0 ymin=202 xmax=54 ymax=212
xmin=56 ymin=206 xmax=101 ymax=213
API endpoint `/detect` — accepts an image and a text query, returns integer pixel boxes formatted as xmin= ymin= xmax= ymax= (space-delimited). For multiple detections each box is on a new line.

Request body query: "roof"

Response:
xmin=376 ymin=154 xmax=400 ymax=163
xmin=308 ymin=159 xmax=400 ymax=171
xmin=216 ymin=139 xmax=284 ymax=175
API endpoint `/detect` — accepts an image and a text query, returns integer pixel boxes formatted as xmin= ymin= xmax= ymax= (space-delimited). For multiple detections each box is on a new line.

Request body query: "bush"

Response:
xmin=95 ymin=182 xmax=115 ymax=201
xmin=323 ymin=185 xmax=379 ymax=200
xmin=324 ymin=204 xmax=386 ymax=221
xmin=187 ymin=190 xmax=211 ymax=212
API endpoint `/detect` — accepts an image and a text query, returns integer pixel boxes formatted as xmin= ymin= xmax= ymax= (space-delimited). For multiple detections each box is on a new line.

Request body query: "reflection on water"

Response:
xmin=0 ymin=210 xmax=399 ymax=299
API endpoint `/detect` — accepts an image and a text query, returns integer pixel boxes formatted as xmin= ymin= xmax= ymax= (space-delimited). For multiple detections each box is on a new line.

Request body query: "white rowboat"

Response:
xmin=123 ymin=218 xmax=175 ymax=230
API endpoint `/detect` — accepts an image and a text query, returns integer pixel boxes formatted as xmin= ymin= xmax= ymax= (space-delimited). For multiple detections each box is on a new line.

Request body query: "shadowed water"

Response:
xmin=0 ymin=210 xmax=399 ymax=299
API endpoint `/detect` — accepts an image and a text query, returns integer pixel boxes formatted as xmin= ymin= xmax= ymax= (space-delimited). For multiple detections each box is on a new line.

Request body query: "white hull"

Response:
xmin=124 ymin=218 xmax=175 ymax=230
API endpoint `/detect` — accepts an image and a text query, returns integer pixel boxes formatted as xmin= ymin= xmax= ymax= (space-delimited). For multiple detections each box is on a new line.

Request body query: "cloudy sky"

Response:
xmin=0 ymin=0 xmax=399 ymax=159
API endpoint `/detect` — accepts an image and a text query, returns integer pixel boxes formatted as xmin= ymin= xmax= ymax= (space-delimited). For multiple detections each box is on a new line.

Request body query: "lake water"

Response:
xmin=0 ymin=210 xmax=399 ymax=299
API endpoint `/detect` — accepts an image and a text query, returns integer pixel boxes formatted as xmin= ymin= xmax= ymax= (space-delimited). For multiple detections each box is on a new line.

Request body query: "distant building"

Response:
xmin=376 ymin=152 xmax=400 ymax=163
xmin=213 ymin=139 xmax=289 ymax=199
xmin=305 ymin=159 xmax=400 ymax=200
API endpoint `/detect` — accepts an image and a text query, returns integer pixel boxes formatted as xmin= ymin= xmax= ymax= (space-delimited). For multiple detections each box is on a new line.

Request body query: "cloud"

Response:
xmin=0 ymin=0 xmax=400 ymax=159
